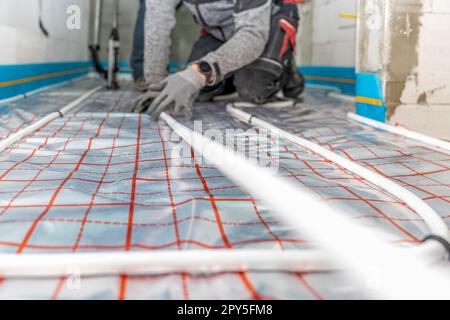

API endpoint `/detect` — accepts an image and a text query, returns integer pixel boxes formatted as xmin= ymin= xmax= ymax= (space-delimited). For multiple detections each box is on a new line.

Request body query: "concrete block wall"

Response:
xmin=390 ymin=0 xmax=450 ymax=139
xmin=356 ymin=0 xmax=450 ymax=139
xmin=0 ymin=0 xmax=91 ymax=64
xmin=399 ymin=0 xmax=450 ymax=106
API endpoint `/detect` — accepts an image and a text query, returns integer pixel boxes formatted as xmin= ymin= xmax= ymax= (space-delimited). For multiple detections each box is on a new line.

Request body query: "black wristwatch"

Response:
xmin=198 ymin=61 xmax=214 ymax=85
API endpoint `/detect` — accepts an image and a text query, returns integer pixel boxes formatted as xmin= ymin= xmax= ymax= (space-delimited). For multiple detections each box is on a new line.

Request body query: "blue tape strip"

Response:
xmin=0 ymin=61 xmax=92 ymax=101
xmin=355 ymin=73 xmax=386 ymax=123
xmin=299 ymin=66 xmax=356 ymax=95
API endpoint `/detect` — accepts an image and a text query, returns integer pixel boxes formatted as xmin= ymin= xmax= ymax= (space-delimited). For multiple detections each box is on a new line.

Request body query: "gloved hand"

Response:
xmin=124 ymin=89 xmax=159 ymax=113
xmin=147 ymin=67 xmax=205 ymax=121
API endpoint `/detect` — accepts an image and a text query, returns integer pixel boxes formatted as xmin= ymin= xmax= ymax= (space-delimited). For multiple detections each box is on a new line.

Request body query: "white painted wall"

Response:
xmin=298 ymin=0 xmax=357 ymax=67
xmin=0 ymin=0 xmax=198 ymax=67
xmin=0 ymin=0 xmax=91 ymax=64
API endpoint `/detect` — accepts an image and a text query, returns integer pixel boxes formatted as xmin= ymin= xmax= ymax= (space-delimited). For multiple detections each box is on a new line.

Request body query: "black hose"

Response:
xmin=89 ymin=45 xmax=108 ymax=79
xmin=39 ymin=19 xmax=49 ymax=37
xmin=38 ymin=0 xmax=49 ymax=37
xmin=423 ymin=235 xmax=450 ymax=260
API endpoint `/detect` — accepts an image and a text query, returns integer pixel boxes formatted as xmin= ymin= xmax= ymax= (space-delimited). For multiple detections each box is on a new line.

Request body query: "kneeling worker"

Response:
xmin=131 ymin=0 xmax=305 ymax=120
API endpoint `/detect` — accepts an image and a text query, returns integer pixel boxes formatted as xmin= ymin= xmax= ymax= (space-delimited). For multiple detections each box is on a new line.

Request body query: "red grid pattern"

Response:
xmin=0 ymin=85 xmax=448 ymax=299
xmin=0 ymin=78 xmax=105 ymax=140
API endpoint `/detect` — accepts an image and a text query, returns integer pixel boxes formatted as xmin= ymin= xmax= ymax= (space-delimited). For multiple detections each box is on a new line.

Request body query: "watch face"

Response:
xmin=198 ymin=62 xmax=213 ymax=84
xmin=199 ymin=62 xmax=212 ymax=74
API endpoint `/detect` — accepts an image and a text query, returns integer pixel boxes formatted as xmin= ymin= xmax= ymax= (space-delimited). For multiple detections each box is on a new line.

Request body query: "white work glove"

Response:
xmin=147 ymin=67 xmax=206 ymax=121
xmin=124 ymin=88 xmax=159 ymax=113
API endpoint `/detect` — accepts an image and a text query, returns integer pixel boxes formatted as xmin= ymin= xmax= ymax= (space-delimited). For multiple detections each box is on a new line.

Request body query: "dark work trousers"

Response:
xmin=187 ymin=27 xmax=301 ymax=103
xmin=130 ymin=0 xmax=145 ymax=80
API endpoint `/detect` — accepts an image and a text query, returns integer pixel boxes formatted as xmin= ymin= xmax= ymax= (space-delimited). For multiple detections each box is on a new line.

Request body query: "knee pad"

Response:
xmin=234 ymin=3 xmax=300 ymax=103
xmin=234 ymin=59 xmax=284 ymax=104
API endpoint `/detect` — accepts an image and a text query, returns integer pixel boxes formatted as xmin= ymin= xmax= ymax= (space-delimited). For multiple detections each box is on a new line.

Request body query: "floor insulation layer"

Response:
xmin=0 ymin=77 xmax=448 ymax=299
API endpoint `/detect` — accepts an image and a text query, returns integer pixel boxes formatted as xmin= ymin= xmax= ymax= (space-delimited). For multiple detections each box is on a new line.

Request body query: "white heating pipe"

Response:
xmin=227 ymin=105 xmax=450 ymax=244
xmin=0 ymin=110 xmax=447 ymax=298
xmin=0 ymin=250 xmax=333 ymax=278
xmin=0 ymin=86 xmax=102 ymax=153
xmin=0 ymin=87 xmax=337 ymax=279
xmin=59 ymin=86 xmax=102 ymax=115
xmin=328 ymin=92 xmax=356 ymax=103
xmin=232 ymin=100 xmax=297 ymax=109
xmin=348 ymin=112 xmax=450 ymax=152
xmin=160 ymin=112 xmax=450 ymax=299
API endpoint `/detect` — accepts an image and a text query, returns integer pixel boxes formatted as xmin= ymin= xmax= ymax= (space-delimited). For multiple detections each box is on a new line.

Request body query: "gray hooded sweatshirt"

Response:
xmin=144 ymin=0 xmax=272 ymax=85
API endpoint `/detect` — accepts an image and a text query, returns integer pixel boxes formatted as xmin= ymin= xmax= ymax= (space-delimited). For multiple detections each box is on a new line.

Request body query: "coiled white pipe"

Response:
xmin=227 ymin=104 xmax=450 ymax=244
xmin=0 ymin=86 xmax=102 ymax=153
xmin=160 ymin=112 xmax=450 ymax=299
xmin=348 ymin=112 xmax=450 ymax=152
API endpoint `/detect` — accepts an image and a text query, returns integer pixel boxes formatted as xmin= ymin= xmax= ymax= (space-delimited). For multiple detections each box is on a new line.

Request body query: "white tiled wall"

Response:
xmin=95 ymin=1 xmax=200 ymax=65
xmin=0 ymin=0 xmax=359 ymax=67
xmin=93 ymin=0 xmax=139 ymax=62
xmin=299 ymin=0 xmax=357 ymax=67
xmin=0 ymin=0 xmax=90 ymax=64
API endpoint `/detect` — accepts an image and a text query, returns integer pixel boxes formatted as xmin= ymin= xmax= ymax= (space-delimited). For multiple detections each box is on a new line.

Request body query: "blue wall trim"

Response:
xmin=100 ymin=60 xmax=132 ymax=74
xmin=299 ymin=66 xmax=356 ymax=95
xmin=0 ymin=61 xmax=92 ymax=101
xmin=1 ymin=62 xmax=359 ymax=104
xmin=355 ymin=73 xmax=386 ymax=123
